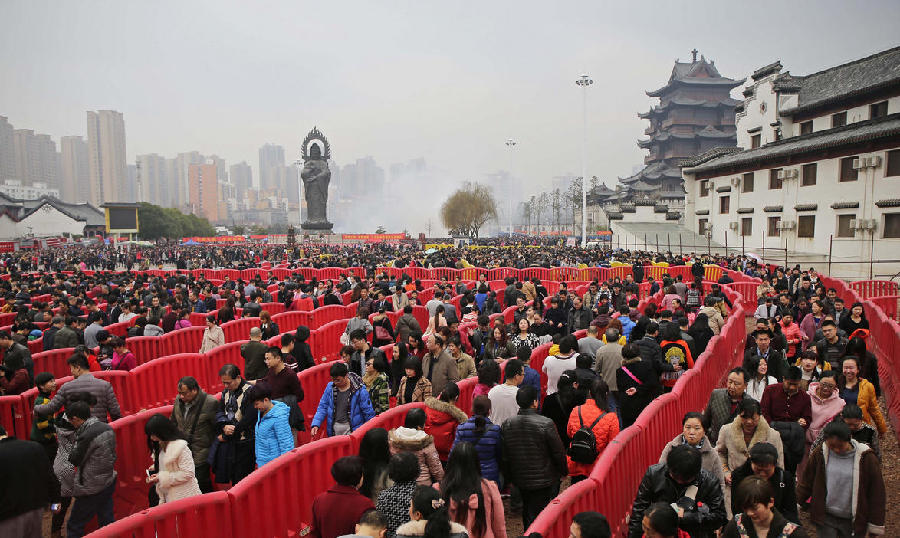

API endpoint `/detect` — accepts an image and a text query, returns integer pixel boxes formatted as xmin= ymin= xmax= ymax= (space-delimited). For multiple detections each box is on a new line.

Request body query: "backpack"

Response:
xmin=685 ymin=288 xmax=701 ymax=308
xmin=567 ymin=406 xmax=608 ymax=464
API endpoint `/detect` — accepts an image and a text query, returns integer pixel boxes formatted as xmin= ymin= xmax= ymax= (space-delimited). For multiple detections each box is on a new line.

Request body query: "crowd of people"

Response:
xmin=0 ymin=242 xmax=890 ymax=538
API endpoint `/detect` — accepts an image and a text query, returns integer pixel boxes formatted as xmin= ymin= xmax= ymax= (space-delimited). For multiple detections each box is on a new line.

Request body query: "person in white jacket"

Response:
xmin=145 ymin=414 xmax=202 ymax=504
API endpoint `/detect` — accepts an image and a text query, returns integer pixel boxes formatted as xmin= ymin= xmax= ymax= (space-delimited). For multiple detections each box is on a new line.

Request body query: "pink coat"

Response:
xmin=807 ymin=382 xmax=846 ymax=443
xmin=444 ymin=478 xmax=507 ymax=538
xmin=155 ymin=439 xmax=202 ymax=504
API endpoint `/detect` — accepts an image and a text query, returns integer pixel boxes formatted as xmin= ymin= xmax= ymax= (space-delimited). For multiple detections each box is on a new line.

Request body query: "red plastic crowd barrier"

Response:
xmin=869 ymin=296 xmax=899 ymax=322
xmin=850 ymin=280 xmax=900 ymax=300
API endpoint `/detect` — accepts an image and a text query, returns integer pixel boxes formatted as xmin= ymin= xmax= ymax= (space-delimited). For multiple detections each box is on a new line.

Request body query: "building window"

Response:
xmin=700 ymin=180 xmax=710 ymax=197
xmin=870 ymin=101 xmax=888 ymax=119
xmin=751 ymin=134 xmax=761 ymax=149
xmin=698 ymin=219 xmax=709 ymax=236
xmin=742 ymin=173 xmax=754 ymax=193
xmin=840 ymin=157 xmax=858 ymax=182
xmin=720 ymin=196 xmax=730 ymax=214
xmin=767 ymin=216 xmax=781 ymax=237
xmin=832 ymin=112 xmax=847 ymax=128
xmin=769 ymin=168 xmax=783 ymax=189
xmin=741 ymin=217 xmax=752 ymax=236
xmin=798 ymin=215 xmax=816 ymax=238
xmin=800 ymin=121 xmax=813 ymax=135
xmin=836 ymin=214 xmax=856 ymax=238
xmin=801 ymin=163 xmax=817 ymax=186
xmin=885 ymin=213 xmax=900 ymax=238
xmin=887 ymin=150 xmax=900 ymax=177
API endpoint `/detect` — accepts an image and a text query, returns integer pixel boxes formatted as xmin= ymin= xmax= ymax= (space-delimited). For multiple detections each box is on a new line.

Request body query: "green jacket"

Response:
xmin=365 ymin=373 xmax=390 ymax=415
xmin=30 ymin=391 xmax=58 ymax=444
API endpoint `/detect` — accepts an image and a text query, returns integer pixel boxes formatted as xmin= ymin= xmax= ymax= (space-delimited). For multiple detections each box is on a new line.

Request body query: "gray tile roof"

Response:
xmin=684 ymin=113 xmax=900 ymax=175
xmin=778 ymin=46 xmax=900 ymax=116
xmin=20 ymin=197 xmax=105 ymax=227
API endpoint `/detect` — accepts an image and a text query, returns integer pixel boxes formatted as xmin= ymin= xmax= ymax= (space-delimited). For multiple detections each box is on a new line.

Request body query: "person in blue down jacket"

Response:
xmin=248 ymin=383 xmax=293 ymax=467
xmin=451 ymin=395 xmax=502 ymax=484
xmin=310 ymin=362 xmax=376 ymax=437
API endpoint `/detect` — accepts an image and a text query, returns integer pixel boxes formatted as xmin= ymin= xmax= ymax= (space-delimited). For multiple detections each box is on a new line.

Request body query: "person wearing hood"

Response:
xmin=310 ymin=362 xmax=375 ymax=437
xmin=388 ymin=408 xmax=444 ymax=486
xmin=290 ymin=325 xmax=316 ymax=371
xmin=424 ymin=382 xmax=468 ymax=462
xmin=806 ymin=372 xmax=844 ymax=445
xmin=659 ymin=412 xmax=725 ymax=489
xmin=248 ymin=383 xmax=293 ymax=467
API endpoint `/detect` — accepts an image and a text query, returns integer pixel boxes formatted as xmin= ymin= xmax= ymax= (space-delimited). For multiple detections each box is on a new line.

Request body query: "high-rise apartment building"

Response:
xmin=229 ymin=161 xmax=253 ymax=200
xmin=258 ymin=143 xmax=285 ymax=192
xmin=86 ymin=110 xmax=127 ymax=205
xmin=173 ymin=151 xmax=204 ymax=209
xmin=0 ymin=116 xmax=15 ymax=181
xmin=136 ymin=153 xmax=169 ymax=205
xmin=60 ymin=136 xmax=90 ymax=203
xmin=13 ymin=129 xmax=59 ymax=189
xmin=189 ymin=163 xmax=219 ymax=223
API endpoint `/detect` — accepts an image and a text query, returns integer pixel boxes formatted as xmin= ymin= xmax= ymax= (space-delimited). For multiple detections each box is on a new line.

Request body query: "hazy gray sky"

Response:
xmin=2 ymin=1 xmax=899 ymax=197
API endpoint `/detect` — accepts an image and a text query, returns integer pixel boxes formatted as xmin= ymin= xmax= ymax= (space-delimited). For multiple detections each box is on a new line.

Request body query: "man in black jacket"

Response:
xmin=628 ymin=444 xmax=726 ymax=538
xmin=500 ymin=385 xmax=567 ymax=530
xmin=0 ymin=424 xmax=61 ymax=536
xmin=729 ymin=442 xmax=798 ymax=523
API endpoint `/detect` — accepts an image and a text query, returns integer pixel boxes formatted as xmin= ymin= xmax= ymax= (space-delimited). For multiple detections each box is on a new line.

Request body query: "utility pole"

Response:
xmin=505 ymin=139 xmax=517 ymax=238
xmin=576 ymin=74 xmax=593 ymax=246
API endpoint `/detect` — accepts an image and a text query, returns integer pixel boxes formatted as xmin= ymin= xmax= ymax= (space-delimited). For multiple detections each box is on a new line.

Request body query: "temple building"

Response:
xmin=682 ymin=46 xmax=900 ymax=279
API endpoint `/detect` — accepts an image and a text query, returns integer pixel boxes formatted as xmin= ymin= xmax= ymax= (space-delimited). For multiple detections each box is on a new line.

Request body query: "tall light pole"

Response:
xmin=576 ymin=73 xmax=593 ymax=246
xmin=505 ymin=139 xmax=517 ymax=238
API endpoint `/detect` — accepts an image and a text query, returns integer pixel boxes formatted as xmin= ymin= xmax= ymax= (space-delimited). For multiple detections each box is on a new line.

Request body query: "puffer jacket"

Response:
xmin=628 ymin=463 xmax=727 ymax=538
xmin=35 ymin=373 xmax=122 ymax=423
xmin=807 ymin=381 xmax=846 ymax=443
xmin=453 ymin=416 xmax=502 ymax=483
xmin=254 ymin=400 xmax=293 ymax=467
xmin=68 ymin=417 xmax=117 ymax=497
xmin=424 ymin=397 xmax=467 ymax=460
xmin=499 ymin=409 xmax=567 ymax=491
xmin=311 ymin=375 xmax=376 ymax=436
xmin=388 ymin=426 xmax=444 ymax=485
xmin=699 ymin=306 xmax=725 ymax=335
xmin=54 ymin=421 xmax=77 ymax=497
xmin=565 ymin=400 xmax=619 ymax=477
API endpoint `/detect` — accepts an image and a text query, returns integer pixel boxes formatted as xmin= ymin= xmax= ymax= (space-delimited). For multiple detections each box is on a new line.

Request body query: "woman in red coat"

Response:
xmin=424 ymin=382 xmax=468 ymax=461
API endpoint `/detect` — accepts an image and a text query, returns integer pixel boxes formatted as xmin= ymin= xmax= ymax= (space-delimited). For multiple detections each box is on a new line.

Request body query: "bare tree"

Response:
xmin=440 ymin=182 xmax=498 ymax=238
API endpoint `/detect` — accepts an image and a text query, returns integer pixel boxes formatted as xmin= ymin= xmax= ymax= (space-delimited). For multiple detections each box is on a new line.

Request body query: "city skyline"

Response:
xmin=2 ymin=1 xmax=898 ymax=200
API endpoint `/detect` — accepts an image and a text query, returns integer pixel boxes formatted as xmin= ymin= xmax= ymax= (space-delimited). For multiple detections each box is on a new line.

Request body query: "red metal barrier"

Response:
xmin=90 ymin=489 xmax=232 ymax=538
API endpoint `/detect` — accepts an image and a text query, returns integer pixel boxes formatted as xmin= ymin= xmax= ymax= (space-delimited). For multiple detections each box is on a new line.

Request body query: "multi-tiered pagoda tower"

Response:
xmin=619 ymin=50 xmax=743 ymax=206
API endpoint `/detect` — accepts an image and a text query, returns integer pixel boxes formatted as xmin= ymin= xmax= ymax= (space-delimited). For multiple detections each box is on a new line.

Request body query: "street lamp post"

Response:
xmin=576 ymin=74 xmax=593 ymax=246
xmin=505 ymin=139 xmax=517 ymax=238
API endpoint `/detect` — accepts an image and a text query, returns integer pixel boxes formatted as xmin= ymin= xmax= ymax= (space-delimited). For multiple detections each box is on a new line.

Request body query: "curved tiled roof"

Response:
xmin=778 ymin=46 xmax=900 ymax=116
